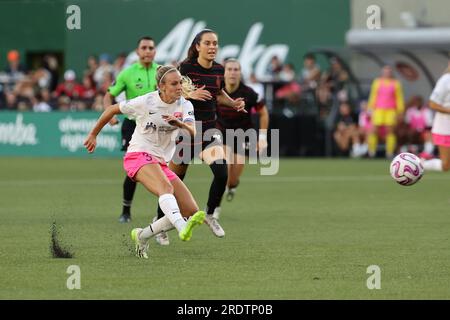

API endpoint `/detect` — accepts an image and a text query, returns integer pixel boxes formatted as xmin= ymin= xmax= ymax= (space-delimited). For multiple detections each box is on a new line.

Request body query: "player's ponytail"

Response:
xmin=180 ymin=75 xmax=197 ymax=98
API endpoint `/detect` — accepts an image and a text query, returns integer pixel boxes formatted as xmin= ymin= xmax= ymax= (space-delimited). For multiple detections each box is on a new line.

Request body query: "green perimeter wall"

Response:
xmin=0 ymin=0 xmax=350 ymax=80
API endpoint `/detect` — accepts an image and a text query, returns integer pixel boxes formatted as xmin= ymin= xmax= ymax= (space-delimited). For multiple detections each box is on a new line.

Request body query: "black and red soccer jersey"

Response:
xmin=179 ymin=59 xmax=224 ymax=127
xmin=216 ymin=82 xmax=264 ymax=131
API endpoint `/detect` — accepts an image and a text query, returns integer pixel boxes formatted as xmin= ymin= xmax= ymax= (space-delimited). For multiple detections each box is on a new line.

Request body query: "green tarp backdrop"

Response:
xmin=0 ymin=0 xmax=350 ymax=79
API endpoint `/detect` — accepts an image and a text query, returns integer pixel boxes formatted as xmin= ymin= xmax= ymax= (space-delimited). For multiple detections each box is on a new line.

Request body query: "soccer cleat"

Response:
xmin=212 ymin=206 xmax=221 ymax=220
xmin=131 ymin=228 xmax=149 ymax=259
xmin=204 ymin=214 xmax=225 ymax=238
xmin=118 ymin=213 xmax=131 ymax=223
xmin=178 ymin=211 xmax=206 ymax=241
xmin=152 ymin=216 xmax=170 ymax=246
xmin=226 ymin=188 xmax=236 ymax=202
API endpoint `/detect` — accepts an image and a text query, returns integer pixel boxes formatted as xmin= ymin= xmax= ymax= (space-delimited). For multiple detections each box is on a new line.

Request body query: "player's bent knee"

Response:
xmin=160 ymin=182 xmax=174 ymax=195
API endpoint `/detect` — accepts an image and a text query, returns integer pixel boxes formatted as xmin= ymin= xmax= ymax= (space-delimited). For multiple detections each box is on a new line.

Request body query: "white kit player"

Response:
xmin=422 ymin=60 xmax=450 ymax=172
xmin=84 ymin=66 xmax=205 ymax=259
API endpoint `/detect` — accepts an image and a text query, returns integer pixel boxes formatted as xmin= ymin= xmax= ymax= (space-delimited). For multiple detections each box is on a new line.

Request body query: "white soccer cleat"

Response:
xmin=131 ymin=228 xmax=149 ymax=259
xmin=226 ymin=188 xmax=236 ymax=202
xmin=152 ymin=216 xmax=170 ymax=246
xmin=212 ymin=206 xmax=221 ymax=220
xmin=204 ymin=214 xmax=225 ymax=238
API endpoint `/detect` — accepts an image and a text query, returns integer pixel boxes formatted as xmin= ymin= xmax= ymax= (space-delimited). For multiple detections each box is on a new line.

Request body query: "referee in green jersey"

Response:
xmin=103 ymin=36 xmax=159 ymax=223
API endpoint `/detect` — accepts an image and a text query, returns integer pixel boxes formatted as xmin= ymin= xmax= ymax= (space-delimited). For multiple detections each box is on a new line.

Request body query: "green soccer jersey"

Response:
xmin=108 ymin=62 xmax=159 ymax=100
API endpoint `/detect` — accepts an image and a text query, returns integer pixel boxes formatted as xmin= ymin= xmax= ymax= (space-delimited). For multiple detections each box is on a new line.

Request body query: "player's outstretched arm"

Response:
xmin=103 ymin=92 xmax=120 ymax=126
xmin=84 ymin=104 xmax=122 ymax=153
xmin=217 ymin=89 xmax=247 ymax=113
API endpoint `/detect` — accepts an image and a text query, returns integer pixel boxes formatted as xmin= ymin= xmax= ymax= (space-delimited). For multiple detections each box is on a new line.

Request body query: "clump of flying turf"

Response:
xmin=50 ymin=221 xmax=73 ymax=258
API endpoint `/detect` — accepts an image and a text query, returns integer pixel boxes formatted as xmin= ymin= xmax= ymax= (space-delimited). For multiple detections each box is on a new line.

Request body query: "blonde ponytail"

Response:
xmin=180 ymin=76 xmax=197 ymax=98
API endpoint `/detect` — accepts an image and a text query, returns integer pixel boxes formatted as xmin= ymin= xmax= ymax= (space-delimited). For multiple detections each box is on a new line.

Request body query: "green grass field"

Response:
xmin=1 ymin=157 xmax=450 ymax=299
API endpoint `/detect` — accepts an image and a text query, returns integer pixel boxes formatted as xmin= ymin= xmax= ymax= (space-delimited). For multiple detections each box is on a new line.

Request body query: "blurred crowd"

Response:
xmin=0 ymin=49 xmax=436 ymax=158
xmin=265 ymin=53 xmax=435 ymax=158
xmin=0 ymin=50 xmax=127 ymax=112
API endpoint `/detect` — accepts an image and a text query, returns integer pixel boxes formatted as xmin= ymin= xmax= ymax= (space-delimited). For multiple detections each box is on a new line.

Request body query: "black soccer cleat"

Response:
xmin=118 ymin=213 xmax=131 ymax=223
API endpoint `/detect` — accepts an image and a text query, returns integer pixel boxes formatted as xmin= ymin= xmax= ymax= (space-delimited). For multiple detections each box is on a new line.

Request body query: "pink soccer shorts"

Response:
xmin=432 ymin=133 xmax=450 ymax=147
xmin=123 ymin=152 xmax=178 ymax=181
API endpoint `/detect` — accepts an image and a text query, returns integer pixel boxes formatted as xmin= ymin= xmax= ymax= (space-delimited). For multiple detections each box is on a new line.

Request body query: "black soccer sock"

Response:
xmin=122 ymin=175 xmax=137 ymax=216
xmin=156 ymin=172 xmax=186 ymax=219
xmin=206 ymin=160 xmax=228 ymax=215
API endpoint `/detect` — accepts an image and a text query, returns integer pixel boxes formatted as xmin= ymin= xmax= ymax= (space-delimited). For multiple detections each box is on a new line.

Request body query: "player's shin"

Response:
xmin=158 ymin=194 xmax=186 ymax=232
xmin=140 ymin=216 xmax=174 ymax=239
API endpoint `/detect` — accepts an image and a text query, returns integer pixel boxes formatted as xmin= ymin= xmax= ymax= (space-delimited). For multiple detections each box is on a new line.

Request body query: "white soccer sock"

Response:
xmin=424 ymin=142 xmax=434 ymax=155
xmin=423 ymin=158 xmax=443 ymax=171
xmin=158 ymin=194 xmax=186 ymax=232
xmin=139 ymin=216 xmax=174 ymax=240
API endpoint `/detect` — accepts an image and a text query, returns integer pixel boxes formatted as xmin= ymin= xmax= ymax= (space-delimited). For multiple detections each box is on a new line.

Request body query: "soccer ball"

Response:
xmin=389 ymin=152 xmax=424 ymax=186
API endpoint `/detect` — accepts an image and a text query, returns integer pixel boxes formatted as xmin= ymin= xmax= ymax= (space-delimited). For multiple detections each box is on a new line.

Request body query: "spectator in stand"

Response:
xmin=43 ymin=54 xmax=59 ymax=91
xmin=267 ymin=55 xmax=283 ymax=81
xmin=91 ymin=93 xmax=104 ymax=112
xmin=316 ymin=76 xmax=333 ymax=118
xmin=247 ymin=72 xmax=265 ymax=103
xmin=98 ymin=71 xmax=114 ymax=95
xmin=94 ymin=53 xmax=114 ymax=88
xmin=113 ymin=53 xmax=127 ymax=79
xmin=85 ymin=55 xmax=99 ymax=80
xmin=279 ymin=63 xmax=296 ymax=82
xmin=300 ymin=54 xmax=321 ymax=91
xmin=3 ymin=50 xmax=27 ymax=110
xmin=397 ymin=95 xmax=434 ymax=156
xmin=333 ymin=101 xmax=358 ymax=156
xmin=57 ymin=95 xmax=72 ymax=111
xmin=54 ymin=70 xmax=84 ymax=99
xmin=32 ymin=91 xmax=52 ymax=112
xmin=4 ymin=50 xmax=26 ymax=85
xmin=327 ymin=57 xmax=349 ymax=94
xmin=79 ymin=74 xmax=97 ymax=100
xmin=351 ymin=100 xmax=371 ymax=158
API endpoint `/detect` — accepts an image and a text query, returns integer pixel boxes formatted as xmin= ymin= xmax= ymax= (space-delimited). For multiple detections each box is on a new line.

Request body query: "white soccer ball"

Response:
xmin=389 ymin=152 xmax=424 ymax=186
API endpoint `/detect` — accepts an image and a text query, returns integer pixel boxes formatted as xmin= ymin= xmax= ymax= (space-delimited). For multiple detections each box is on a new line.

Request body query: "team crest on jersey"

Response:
xmin=173 ymin=112 xmax=182 ymax=119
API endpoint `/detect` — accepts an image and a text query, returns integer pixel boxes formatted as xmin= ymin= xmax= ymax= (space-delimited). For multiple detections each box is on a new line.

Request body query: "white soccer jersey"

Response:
xmin=430 ymin=73 xmax=450 ymax=135
xmin=119 ymin=91 xmax=195 ymax=162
